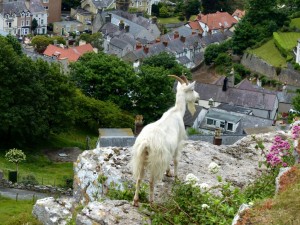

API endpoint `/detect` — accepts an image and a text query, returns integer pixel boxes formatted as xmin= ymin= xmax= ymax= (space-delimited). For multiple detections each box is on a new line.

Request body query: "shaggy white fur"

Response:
xmin=131 ymin=75 xmax=200 ymax=206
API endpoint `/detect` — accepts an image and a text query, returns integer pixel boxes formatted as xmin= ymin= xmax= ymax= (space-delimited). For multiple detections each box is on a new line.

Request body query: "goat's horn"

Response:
xmin=168 ymin=75 xmax=185 ymax=84
xmin=180 ymin=75 xmax=189 ymax=84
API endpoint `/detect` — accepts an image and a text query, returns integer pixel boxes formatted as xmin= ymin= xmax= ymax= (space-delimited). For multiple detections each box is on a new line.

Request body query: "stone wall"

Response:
xmin=241 ymin=53 xmax=300 ymax=87
xmin=99 ymin=135 xmax=246 ymax=147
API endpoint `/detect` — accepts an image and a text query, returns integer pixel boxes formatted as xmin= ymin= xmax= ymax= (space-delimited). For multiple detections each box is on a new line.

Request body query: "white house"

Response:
xmin=28 ymin=0 xmax=47 ymax=34
xmin=296 ymin=39 xmax=300 ymax=64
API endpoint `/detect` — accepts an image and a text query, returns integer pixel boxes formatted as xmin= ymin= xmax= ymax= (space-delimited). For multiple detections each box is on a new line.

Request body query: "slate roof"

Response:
xmin=43 ymin=44 xmax=94 ymax=62
xmin=277 ymin=92 xmax=297 ymax=104
xmin=29 ymin=0 xmax=45 ymax=13
xmin=194 ymin=82 xmax=278 ymax=111
xmin=109 ymin=37 xmax=130 ymax=49
xmin=101 ymin=22 xmax=119 ymax=36
xmin=184 ymin=105 xmax=202 ymax=127
xmin=91 ymin=0 xmax=114 ymax=9
xmin=2 ymin=1 xmax=28 ymax=15
xmin=216 ymin=103 xmax=252 ymax=115
xmin=177 ymin=55 xmax=190 ymax=64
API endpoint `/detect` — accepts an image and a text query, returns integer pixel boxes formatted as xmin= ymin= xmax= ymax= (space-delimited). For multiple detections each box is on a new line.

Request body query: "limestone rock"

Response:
xmin=76 ymin=200 xmax=151 ymax=225
xmin=32 ymin=197 xmax=75 ymax=225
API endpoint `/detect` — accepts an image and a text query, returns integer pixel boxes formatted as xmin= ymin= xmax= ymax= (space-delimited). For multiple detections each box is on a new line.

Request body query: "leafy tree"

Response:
xmin=152 ymin=4 xmax=160 ymax=17
xmin=31 ymin=35 xmax=51 ymax=53
xmin=51 ymin=36 xmax=66 ymax=45
xmin=78 ymin=32 xmax=103 ymax=51
xmin=70 ymin=52 xmax=137 ymax=110
xmin=62 ymin=0 xmax=81 ymax=11
xmin=202 ymin=0 xmax=236 ymax=13
xmin=0 ymin=36 xmax=76 ymax=146
xmin=292 ymin=90 xmax=300 ymax=113
xmin=6 ymin=34 xmax=22 ymax=55
xmin=5 ymin=148 xmax=26 ymax=175
xmin=74 ymin=90 xmax=134 ymax=130
xmin=31 ymin=18 xmax=38 ymax=34
xmin=159 ymin=5 xmax=169 ymax=18
xmin=131 ymin=65 xmax=176 ymax=123
xmin=204 ymin=40 xmax=232 ymax=65
xmin=142 ymin=52 xmax=191 ymax=78
xmin=182 ymin=0 xmax=201 ymax=21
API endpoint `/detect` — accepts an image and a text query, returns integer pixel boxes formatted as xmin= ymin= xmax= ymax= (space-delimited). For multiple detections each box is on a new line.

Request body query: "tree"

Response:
xmin=201 ymin=0 xmax=235 ymax=14
xmin=74 ymin=90 xmax=134 ymax=130
xmin=131 ymin=65 xmax=176 ymax=123
xmin=70 ymin=52 xmax=137 ymax=111
xmin=182 ymin=0 xmax=201 ymax=21
xmin=78 ymin=32 xmax=103 ymax=51
xmin=62 ymin=0 xmax=81 ymax=11
xmin=31 ymin=18 xmax=38 ymax=34
xmin=142 ymin=52 xmax=191 ymax=78
xmin=31 ymin=35 xmax=51 ymax=53
xmin=0 ymin=36 xmax=76 ymax=146
xmin=292 ymin=90 xmax=300 ymax=113
xmin=5 ymin=148 xmax=26 ymax=175
xmin=6 ymin=34 xmax=22 ymax=55
xmin=159 ymin=5 xmax=169 ymax=18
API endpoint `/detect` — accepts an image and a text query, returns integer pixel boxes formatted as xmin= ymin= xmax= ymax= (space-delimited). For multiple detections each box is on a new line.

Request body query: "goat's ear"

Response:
xmin=186 ymin=81 xmax=196 ymax=90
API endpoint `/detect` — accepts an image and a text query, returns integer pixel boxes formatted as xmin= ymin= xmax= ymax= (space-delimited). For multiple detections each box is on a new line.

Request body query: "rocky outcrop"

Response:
xmin=33 ymin=130 xmax=290 ymax=224
xmin=76 ymin=200 xmax=151 ymax=225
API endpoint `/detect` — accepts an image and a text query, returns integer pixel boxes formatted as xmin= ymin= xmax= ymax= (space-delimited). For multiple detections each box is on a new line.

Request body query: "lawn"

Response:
xmin=248 ymin=39 xmax=287 ymax=67
xmin=274 ymin=32 xmax=300 ymax=51
xmin=0 ymin=196 xmax=41 ymax=225
xmin=0 ymin=127 xmax=98 ymax=186
xmin=290 ymin=18 xmax=300 ymax=29
xmin=157 ymin=15 xmax=197 ymax=24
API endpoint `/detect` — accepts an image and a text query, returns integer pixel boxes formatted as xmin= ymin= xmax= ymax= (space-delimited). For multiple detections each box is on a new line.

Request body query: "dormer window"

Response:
xmin=208 ymin=98 xmax=214 ymax=107
xmin=21 ymin=12 xmax=25 ymax=17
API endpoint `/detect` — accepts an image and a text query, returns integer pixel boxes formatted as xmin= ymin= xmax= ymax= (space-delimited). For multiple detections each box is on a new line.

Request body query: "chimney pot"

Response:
xmin=143 ymin=45 xmax=149 ymax=54
xmin=136 ymin=42 xmax=142 ymax=50
xmin=174 ymin=31 xmax=179 ymax=39
xmin=163 ymin=40 xmax=168 ymax=46
xmin=180 ymin=35 xmax=186 ymax=42
xmin=155 ymin=38 xmax=160 ymax=43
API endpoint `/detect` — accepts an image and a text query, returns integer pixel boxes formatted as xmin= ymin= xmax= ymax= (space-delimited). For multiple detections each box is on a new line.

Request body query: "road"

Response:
xmin=0 ymin=187 xmax=52 ymax=200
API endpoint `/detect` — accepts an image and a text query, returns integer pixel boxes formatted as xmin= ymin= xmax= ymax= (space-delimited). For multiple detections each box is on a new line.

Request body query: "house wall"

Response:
xmin=81 ymin=0 xmax=98 ymax=14
xmin=192 ymin=108 xmax=207 ymax=129
xmin=279 ymin=102 xmax=292 ymax=113
xmin=32 ymin=12 xmax=48 ymax=34
xmin=297 ymin=40 xmax=300 ymax=64
xmin=42 ymin=0 xmax=62 ymax=23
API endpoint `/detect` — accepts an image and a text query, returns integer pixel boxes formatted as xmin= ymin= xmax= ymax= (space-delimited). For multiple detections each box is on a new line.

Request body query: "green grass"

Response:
xmin=290 ymin=18 xmax=300 ymax=29
xmin=157 ymin=15 xmax=197 ymax=24
xmin=248 ymin=39 xmax=287 ymax=67
xmin=0 ymin=196 xmax=41 ymax=225
xmin=0 ymin=127 xmax=98 ymax=186
xmin=274 ymin=32 xmax=300 ymax=51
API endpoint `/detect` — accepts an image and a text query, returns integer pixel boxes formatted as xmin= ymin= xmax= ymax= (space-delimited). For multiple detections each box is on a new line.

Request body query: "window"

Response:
xmin=220 ymin=121 xmax=225 ymax=128
xmin=44 ymin=6 xmax=49 ymax=10
xmin=7 ymin=22 xmax=12 ymax=28
xmin=26 ymin=20 xmax=29 ymax=26
xmin=22 ymin=21 xmax=24 ymax=26
xmin=206 ymin=118 xmax=215 ymax=126
xmin=227 ymin=123 xmax=233 ymax=131
xmin=43 ymin=0 xmax=49 ymax=3
xmin=41 ymin=19 xmax=44 ymax=25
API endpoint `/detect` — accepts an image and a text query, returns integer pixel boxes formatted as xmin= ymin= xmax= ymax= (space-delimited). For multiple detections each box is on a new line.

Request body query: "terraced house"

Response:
xmin=0 ymin=0 xmax=47 ymax=35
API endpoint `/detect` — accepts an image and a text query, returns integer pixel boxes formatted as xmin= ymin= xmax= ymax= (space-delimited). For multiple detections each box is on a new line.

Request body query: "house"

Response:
xmin=185 ymin=21 xmax=204 ymax=34
xmin=0 ymin=0 xmax=47 ymax=36
xmin=53 ymin=20 xmax=84 ymax=35
xmin=197 ymin=11 xmax=238 ymax=35
xmin=195 ymin=79 xmax=279 ymax=120
xmin=43 ymin=43 xmax=95 ymax=63
xmin=191 ymin=105 xmax=274 ymax=135
xmin=232 ymin=9 xmax=245 ymax=21
xmin=81 ymin=0 xmax=114 ymax=14
xmin=70 ymin=8 xmax=92 ymax=32
xmin=40 ymin=0 xmax=61 ymax=23
xmin=277 ymin=91 xmax=297 ymax=113
xmin=28 ymin=0 xmax=47 ymax=34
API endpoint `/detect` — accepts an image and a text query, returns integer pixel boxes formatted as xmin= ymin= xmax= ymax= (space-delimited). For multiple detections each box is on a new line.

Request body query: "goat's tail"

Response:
xmin=131 ymin=138 xmax=172 ymax=181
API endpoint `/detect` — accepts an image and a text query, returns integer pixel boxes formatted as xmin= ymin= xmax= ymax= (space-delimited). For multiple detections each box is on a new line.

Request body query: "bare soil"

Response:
xmin=192 ymin=64 xmax=222 ymax=84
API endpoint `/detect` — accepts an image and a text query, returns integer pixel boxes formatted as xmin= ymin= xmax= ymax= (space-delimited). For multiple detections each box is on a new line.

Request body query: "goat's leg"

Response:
xmin=133 ymin=169 xmax=144 ymax=207
xmin=174 ymin=158 xmax=179 ymax=180
xmin=149 ymin=175 xmax=154 ymax=204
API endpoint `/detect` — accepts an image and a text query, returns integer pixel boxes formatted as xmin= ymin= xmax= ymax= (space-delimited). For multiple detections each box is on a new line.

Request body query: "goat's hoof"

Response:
xmin=166 ymin=171 xmax=173 ymax=177
xmin=133 ymin=200 xmax=139 ymax=207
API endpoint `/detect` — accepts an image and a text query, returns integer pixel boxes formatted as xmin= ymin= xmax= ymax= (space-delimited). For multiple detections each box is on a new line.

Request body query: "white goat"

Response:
xmin=131 ymin=75 xmax=200 ymax=206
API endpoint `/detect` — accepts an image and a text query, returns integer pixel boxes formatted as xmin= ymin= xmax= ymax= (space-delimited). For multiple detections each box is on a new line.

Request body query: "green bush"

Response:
xmin=20 ymin=174 xmax=39 ymax=186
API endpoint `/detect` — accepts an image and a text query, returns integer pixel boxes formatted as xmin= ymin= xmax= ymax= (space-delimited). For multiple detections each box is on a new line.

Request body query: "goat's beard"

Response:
xmin=187 ymin=102 xmax=196 ymax=116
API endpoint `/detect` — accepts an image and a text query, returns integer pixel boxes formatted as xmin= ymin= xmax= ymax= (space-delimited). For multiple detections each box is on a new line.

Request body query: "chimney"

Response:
xmin=155 ymin=38 xmax=160 ymax=43
xmin=222 ymin=77 xmax=228 ymax=91
xmin=163 ymin=40 xmax=168 ymax=46
xmin=174 ymin=31 xmax=179 ymax=39
xmin=180 ymin=35 xmax=186 ymax=42
xmin=152 ymin=16 xmax=157 ymax=24
xmin=143 ymin=45 xmax=149 ymax=54
xmin=136 ymin=42 xmax=142 ymax=50
xmin=125 ymin=25 xmax=130 ymax=32
xmin=220 ymin=25 xmax=224 ymax=33
xmin=119 ymin=20 xmax=125 ymax=30
xmin=192 ymin=30 xmax=196 ymax=35
xmin=198 ymin=33 xmax=203 ymax=38
xmin=105 ymin=15 xmax=111 ymax=23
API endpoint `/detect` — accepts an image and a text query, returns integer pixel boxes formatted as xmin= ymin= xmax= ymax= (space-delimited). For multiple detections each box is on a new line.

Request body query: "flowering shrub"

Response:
xmin=208 ymin=162 xmax=221 ymax=174
xmin=266 ymin=136 xmax=292 ymax=167
xmin=291 ymin=125 xmax=300 ymax=139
